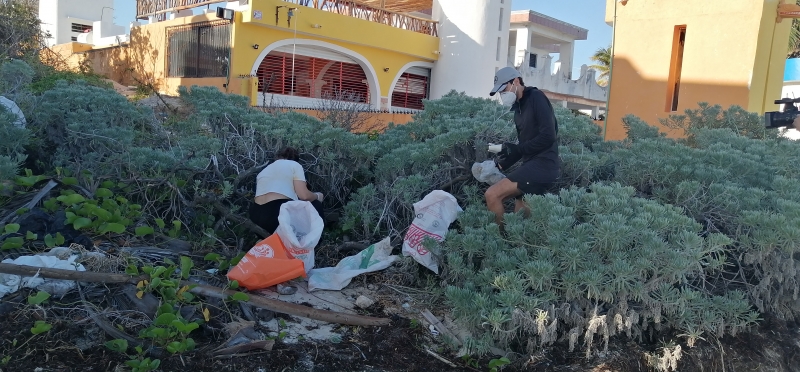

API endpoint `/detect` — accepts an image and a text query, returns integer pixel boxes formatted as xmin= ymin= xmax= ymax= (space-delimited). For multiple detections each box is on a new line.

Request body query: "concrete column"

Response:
xmin=430 ymin=0 xmax=509 ymax=99
xmin=592 ymin=106 xmax=600 ymax=118
xmin=514 ymin=27 xmax=530 ymax=67
xmin=559 ymin=42 xmax=575 ymax=79
xmin=560 ymin=100 xmax=568 ymax=108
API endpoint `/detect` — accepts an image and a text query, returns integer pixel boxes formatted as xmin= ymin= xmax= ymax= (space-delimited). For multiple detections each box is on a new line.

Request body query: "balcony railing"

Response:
xmin=282 ymin=0 xmax=437 ymax=36
xmin=136 ymin=0 xmax=437 ymax=37
xmin=137 ymin=0 xmax=247 ymax=20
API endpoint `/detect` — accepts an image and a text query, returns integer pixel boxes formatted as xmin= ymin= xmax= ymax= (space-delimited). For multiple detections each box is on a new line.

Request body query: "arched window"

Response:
xmin=391 ymin=67 xmax=430 ymax=110
xmin=256 ymin=45 xmax=370 ymax=104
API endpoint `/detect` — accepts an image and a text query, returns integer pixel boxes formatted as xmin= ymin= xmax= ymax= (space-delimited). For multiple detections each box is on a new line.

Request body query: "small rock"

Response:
xmin=355 ymin=295 xmax=375 ymax=309
xmin=367 ymin=284 xmax=376 ymax=290
xmin=277 ymin=283 xmax=297 ymax=295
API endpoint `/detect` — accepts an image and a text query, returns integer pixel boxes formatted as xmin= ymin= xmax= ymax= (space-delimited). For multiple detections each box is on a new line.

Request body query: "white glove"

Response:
xmin=314 ymin=192 xmax=324 ymax=202
xmin=488 ymin=143 xmax=503 ymax=153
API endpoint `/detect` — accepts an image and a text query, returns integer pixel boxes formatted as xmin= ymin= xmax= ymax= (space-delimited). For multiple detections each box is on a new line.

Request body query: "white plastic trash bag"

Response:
xmin=402 ymin=190 xmax=463 ymax=274
xmin=472 ymin=160 xmax=506 ymax=185
xmin=307 ymin=237 xmax=398 ymax=291
xmin=276 ymin=201 xmax=324 ymax=273
xmin=0 ymin=251 xmax=86 ymax=299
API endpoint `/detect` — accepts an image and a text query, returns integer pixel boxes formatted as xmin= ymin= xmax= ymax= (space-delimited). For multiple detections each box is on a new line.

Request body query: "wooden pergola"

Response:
xmin=353 ymin=0 xmax=432 ymax=13
xmin=136 ymin=0 xmax=433 ymax=19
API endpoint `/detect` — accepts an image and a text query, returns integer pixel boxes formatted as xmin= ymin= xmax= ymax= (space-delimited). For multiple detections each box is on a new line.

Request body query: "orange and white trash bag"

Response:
xmin=227 ymin=201 xmax=323 ymax=290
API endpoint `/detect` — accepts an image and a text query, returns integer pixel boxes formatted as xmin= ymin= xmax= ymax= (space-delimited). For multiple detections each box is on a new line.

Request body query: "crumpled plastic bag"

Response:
xmin=276 ymin=201 xmax=324 ymax=273
xmin=0 ymin=250 xmax=87 ymax=299
xmin=402 ymin=190 xmax=463 ymax=274
xmin=472 ymin=160 xmax=506 ymax=185
xmin=307 ymin=237 xmax=398 ymax=291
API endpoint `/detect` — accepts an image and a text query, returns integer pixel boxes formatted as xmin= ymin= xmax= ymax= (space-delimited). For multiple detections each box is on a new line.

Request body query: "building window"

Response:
xmin=496 ymin=37 xmax=501 ymax=61
xmin=391 ymin=70 xmax=429 ymax=110
xmin=166 ymin=20 xmax=231 ymax=78
xmin=529 ymin=53 xmax=537 ymax=68
xmin=256 ymin=50 xmax=371 ymax=104
xmin=666 ymin=26 xmax=687 ymax=112
xmin=498 ymin=8 xmax=504 ymax=31
xmin=71 ymin=36 xmax=78 ymax=42
xmin=71 ymin=23 xmax=93 ymax=33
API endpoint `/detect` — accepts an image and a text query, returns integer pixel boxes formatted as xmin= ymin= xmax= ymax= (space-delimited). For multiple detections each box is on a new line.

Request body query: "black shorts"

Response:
xmin=249 ymin=199 xmax=324 ymax=235
xmin=507 ymin=159 xmax=559 ymax=196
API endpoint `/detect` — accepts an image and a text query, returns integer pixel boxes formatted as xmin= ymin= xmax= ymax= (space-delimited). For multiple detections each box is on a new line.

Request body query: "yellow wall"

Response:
xmin=234 ymin=0 xmax=439 ymax=107
xmin=51 ymin=0 xmax=439 ymax=109
xmin=604 ymin=0 xmax=791 ymax=140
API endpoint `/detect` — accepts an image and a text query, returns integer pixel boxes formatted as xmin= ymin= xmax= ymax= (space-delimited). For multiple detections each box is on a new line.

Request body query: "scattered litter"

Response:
xmin=421 ymin=309 xmax=462 ymax=345
xmin=428 ymin=324 xmax=439 ymax=336
xmin=0 ymin=249 xmax=86 ymax=298
xmin=307 ymin=237 xmax=397 ymax=291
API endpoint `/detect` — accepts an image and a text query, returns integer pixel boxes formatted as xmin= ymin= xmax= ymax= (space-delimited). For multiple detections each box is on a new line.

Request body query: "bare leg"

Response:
xmin=514 ymin=197 xmax=531 ymax=218
xmin=484 ymin=178 xmax=523 ymax=227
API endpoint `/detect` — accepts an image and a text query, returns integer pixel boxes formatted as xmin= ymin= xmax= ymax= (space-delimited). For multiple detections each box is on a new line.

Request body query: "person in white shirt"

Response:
xmin=249 ymin=147 xmax=325 ymax=235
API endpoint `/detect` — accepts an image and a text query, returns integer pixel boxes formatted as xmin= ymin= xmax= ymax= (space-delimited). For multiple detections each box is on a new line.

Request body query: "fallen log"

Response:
xmin=186 ymin=283 xmax=389 ymax=326
xmin=0 ymin=263 xmax=390 ymax=327
xmin=0 ymin=262 xmax=147 ymax=284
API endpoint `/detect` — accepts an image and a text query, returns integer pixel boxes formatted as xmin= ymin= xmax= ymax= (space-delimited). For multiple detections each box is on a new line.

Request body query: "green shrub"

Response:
xmin=28 ymin=69 xmax=113 ymax=95
xmin=0 ymin=102 xmax=29 ymax=180
xmin=445 ymin=183 xmax=755 ymax=356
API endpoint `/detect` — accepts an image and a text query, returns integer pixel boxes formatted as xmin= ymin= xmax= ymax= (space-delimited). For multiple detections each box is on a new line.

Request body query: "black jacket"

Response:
xmin=503 ymin=86 xmax=560 ymax=168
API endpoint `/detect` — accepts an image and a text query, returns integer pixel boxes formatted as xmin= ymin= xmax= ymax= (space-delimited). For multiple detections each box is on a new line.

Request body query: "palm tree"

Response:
xmin=790 ymin=17 xmax=800 ymax=58
xmin=589 ymin=46 xmax=611 ymax=86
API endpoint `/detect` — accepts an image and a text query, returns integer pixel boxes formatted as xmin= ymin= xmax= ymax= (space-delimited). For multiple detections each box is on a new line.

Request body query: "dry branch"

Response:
xmin=0 ymin=263 xmax=389 ymax=326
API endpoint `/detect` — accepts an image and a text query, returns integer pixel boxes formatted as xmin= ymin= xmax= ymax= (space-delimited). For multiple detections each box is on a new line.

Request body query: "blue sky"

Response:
xmin=112 ymin=0 xmax=611 ymax=77
xmin=512 ymin=0 xmax=611 ymax=77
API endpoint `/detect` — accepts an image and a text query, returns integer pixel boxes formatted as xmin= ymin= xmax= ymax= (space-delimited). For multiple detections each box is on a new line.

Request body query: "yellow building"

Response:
xmin=603 ymin=0 xmax=792 ymax=140
xmin=53 ymin=0 xmax=444 ymax=116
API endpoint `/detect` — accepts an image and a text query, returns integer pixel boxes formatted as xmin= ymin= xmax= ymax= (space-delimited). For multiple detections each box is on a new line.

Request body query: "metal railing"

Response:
xmin=136 ymin=0 xmax=248 ymax=19
xmin=282 ymin=0 xmax=437 ymax=36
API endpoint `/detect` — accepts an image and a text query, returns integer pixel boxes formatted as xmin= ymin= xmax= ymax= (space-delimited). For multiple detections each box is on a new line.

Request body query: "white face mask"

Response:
xmin=498 ymin=85 xmax=517 ymax=107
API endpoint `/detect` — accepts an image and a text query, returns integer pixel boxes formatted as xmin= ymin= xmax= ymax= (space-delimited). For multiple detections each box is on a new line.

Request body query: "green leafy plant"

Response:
xmin=488 ymin=357 xmax=510 ymax=372
xmin=30 ymin=321 xmax=51 ymax=335
xmin=26 ymin=291 xmax=50 ymax=306
xmin=133 ymin=257 xmax=201 ymax=355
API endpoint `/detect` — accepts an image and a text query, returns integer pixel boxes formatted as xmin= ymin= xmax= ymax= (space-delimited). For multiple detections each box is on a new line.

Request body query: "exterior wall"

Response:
xmin=39 ymin=0 xmax=114 ymax=46
xmin=242 ymin=0 xmax=439 ymax=109
xmin=50 ymin=0 xmax=439 ymax=109
xmin=604 ymin=0 xmax=791 ymax=140
xmin=430 ymin=0 xmax=510 ymax=99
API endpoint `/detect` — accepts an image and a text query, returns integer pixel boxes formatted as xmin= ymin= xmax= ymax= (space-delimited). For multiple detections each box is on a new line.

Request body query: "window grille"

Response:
xmin=166 ymin=20 xmax=231 ymax=78
xmin=256 ymin=50 xmax=371 ymax=104
xmin=71 ymin=23 xmax=93 ymax=33
xmin=391 ymin=72 xmax=428 ymax=110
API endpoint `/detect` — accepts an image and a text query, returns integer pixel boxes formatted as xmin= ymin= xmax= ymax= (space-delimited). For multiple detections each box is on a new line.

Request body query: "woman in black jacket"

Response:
xmin=485 ymin=67 xmax=561 ymax=228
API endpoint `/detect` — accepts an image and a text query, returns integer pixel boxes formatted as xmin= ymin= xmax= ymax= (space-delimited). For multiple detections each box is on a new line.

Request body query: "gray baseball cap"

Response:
xmin=490 ymin=67 xmax=522 ymax=96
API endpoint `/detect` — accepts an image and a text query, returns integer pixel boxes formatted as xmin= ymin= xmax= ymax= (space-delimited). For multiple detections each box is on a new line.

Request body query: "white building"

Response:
xmin=430 ymin=0 xmax=511 ymax=99
xmin=41 ymin=0 xmax=606 ymax=115
xmin=39 ymin=0 xmax=128 ymax=47
xmin=429 ymin=2 xmax=606 ymax=115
